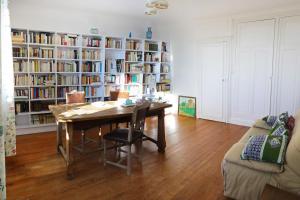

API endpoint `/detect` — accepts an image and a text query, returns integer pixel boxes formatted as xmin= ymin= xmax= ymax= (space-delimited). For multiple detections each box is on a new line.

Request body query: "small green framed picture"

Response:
xmin=178 ymin=96 xmax=196 ymax=118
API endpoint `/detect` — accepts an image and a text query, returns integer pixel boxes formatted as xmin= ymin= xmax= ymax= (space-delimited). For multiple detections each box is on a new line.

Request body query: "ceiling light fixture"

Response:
xmin=145 ymin=7 xmax=158 ymax=15
xmin=154 ymin=0 xmax=168 ymax=9
xmin=145 ymin=0 xmax=168 ymax=15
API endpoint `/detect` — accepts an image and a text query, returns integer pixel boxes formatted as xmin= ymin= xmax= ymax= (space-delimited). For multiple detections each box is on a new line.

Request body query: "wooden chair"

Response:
xmin=110 ymin=90 xmax=130 ymax=129
xmin=66 ymin=90 xmax=101 ymax=153
xmin=103 ymin=101 xmax=151 ymax=175
xmin=110 ymin=90 xmax=129 ymax=101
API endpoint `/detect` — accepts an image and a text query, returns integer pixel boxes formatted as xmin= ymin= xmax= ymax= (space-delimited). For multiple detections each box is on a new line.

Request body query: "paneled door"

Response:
xmin=275 ymin=16 xmax=300 ymax=115
xmin=198 ymin=42 xmax=228 ymax=122
xmin=230 ymin=19 xmax=275 ymax=126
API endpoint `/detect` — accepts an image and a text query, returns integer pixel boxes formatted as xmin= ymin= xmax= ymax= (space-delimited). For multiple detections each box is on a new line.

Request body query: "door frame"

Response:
xmin=196 ymin=37 xmax=231 ymax=123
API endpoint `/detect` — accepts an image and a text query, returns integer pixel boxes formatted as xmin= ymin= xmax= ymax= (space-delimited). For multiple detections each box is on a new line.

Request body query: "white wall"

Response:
xmin=153 ymin=18 xmax=231 ymax=97
xmin=153 ymin=5 xmax=300 ymax=124
xmin=9 ymin=1 xmax=153 ymax=38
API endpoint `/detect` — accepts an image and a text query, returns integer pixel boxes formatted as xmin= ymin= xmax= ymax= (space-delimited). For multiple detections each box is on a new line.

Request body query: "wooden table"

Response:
xmin=49 ymin=101 xmax=172 ymax=178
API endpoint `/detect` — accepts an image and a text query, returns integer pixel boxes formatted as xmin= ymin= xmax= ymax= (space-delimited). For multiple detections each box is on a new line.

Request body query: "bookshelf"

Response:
xmin=12 ymin=28 xmax=171 ymax=134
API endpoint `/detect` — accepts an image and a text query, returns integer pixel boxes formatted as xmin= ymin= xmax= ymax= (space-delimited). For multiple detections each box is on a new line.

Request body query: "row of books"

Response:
xmin=143 ymin=74 xmax=156 ymax=85
xmin=30 ymin=60 xmax=54 ymax=72
xmin=57 ymin=61 xmax=79 ymax=72
xmin=161 ymin=52 xmax=170 ymax=62
xmin=57 ymin=75 xmax=79 ymax=85
xmin=159 ymin=74 xmax=171 ymax=83
xmin=105 ymin=38 xmax=122 ymax=49
xmin=104 ymin=75 xmax=123 ymax=84
xmin=125 ymin=52 xmax=142 ymax=62
xmin=82 ymin=62 xmax=102 ymax=72
xmin=12 ymin=30 xmax=27 ymax=44
xmin=15 ymin=102 xmax=29 ymax=114
xmin=144 ymin=53 xmax=160 ymax=62
xmin=82 ymin=86 xmax=101 ymax=97
xmin=56 ymin=34 xmax=79 ymax=46
xmin=30 ymin=75 xmax=55 ymax=86
xmin=13 ymin=47 xmax=27 ymax=57
xmin=82 ymin=37 xmax=101 ymax=47
xmin=57 ymin=86 xmax=79 ymax=98
xmin=156 ymin=83 xmax=171 ymax=92
xmin=81 ymin=75 xmax=101 ymax=85
xmin=161 ymin=64 xmax=169 ymax=73
xmin=15 ymin=89 xmax=29 ymax=97
xmin=15 ymin=74 xmax=29 ymax=86
xmin=31 ymin=114 xmax=55 ymax=125
xmin=125 ymin=63 xmax=143 ymax=73
xmin=145 ymin=43 xmax=158 ymax=51
xmin=31 ymin=101 xmax=54 ymax=112
xmin=125 ymin=74 xmax=142 ymax=84
xmin=29 ymin=32 xmax=54 ymax=44
xmin=29 ymin=47 xmax=54 ymax=58
xmin=144 ymin=64 xmax=155 ymax=73
xmin=14 ymin=60 xmax=28 ymax=73
xmin=31 ymin=87 xmax=55 ymax=99
xmin=105 ymin=59 xmax=124 ymax=73
xmin=126 ymin=40 xmax=141 ymax=50
xmin=82 ymin=50 xmax=101 ymax=60
xmin=57 ymin=49 xmax=79 ymax=59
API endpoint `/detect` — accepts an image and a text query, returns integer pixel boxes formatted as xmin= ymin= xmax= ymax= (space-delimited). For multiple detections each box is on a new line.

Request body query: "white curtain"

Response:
xmin=0 ymin=0 xmax=16 ymax=199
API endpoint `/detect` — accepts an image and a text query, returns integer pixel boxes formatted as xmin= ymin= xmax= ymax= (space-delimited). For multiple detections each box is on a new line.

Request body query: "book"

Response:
xmin=29 ymin=31 xmax=54 ymax=44
xmin=13 ymin=47 xmax=27 ymax=57
xmin=57 ymin=49 xmax=79 ymax=59
xmin=105 ymin=38 xmax=122 ymax=49
xmin=56 ymin=34 xmax=78 ymax=46
xmin=82 ymin=49 xmax=100 ymax=60
xmin=82 ymin=37 xmax=101 ymax=47
xmin=14 ymin=60 xmax=28 ymax=73
xmin=57 ymin=61 xmax=78 ymax=72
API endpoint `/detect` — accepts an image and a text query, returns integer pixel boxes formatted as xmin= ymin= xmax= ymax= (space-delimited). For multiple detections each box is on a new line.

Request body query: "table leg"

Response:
xmin=66 ymin=122 xmax=74 ymax=179
xmin=157 ymin=109 xmax=166 ymax=153
xmin=56 ymin=121 xmax=62 ymax=153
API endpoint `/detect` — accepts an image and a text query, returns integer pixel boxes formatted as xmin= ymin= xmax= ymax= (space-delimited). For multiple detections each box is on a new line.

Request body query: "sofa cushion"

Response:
xmin=241 ymin=135 xmax=288 ymax=165
xmin=224 ymin=143 xmax=283 ymax=173
xmin=253 ymin=119 xmax=272 ymax=130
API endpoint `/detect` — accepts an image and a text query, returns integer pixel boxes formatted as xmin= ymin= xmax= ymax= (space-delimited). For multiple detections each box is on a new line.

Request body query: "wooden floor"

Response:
xmin=6 ymin=114 xmax=248 ymax=200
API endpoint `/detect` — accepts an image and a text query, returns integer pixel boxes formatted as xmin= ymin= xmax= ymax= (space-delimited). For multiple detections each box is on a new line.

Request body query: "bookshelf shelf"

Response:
xmin=12 ymin=28 xmax=171 ymax=133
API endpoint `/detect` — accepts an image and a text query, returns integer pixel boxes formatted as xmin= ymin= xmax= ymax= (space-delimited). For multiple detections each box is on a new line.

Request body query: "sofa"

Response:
xmin=222 ymin=112 xmax=300 ymax=200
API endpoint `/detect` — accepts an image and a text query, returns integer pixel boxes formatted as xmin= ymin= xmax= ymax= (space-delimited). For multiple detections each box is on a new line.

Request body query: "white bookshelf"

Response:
xmin=12 ymin=28 xmax=171 ymax=134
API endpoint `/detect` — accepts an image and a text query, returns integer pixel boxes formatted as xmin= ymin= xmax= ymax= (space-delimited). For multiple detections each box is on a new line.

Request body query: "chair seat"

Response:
xmin=103 ymin=128 xmax=143 ymax=144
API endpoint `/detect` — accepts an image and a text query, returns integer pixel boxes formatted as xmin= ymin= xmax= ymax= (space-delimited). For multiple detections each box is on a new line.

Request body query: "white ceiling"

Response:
xmin=10 ymin=0 xmax=300 ymax=20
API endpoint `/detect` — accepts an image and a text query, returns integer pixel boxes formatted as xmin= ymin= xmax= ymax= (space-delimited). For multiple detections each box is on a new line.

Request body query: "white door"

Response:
xmin=230 ymin=19 xmax=275 ymax=126
xmin=198 ymin=42 xmax=227 ymax=122
xmin=275 ymin=16 xmax=300 ymax=115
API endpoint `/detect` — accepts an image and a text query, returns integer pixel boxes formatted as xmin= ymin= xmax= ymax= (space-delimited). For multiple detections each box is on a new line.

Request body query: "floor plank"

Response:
xmin=6 ymin=114 xmax=248 ymax=200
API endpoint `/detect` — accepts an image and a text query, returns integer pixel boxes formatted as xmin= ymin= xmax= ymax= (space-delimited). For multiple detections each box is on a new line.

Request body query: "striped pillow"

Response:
xmin=241 ymin=135 xmax=288 ymax=165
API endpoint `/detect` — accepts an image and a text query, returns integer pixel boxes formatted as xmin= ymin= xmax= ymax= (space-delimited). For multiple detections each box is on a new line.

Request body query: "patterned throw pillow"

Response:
xmin=262 ymin=115 xmax=278 ymax=127
xmin=262 ymin=112 xmax=289 ymax=129
xmin=271 ymin=124 xmax=288 ymax=136
xmin=241 ymin=135 xmax=288 ymax=165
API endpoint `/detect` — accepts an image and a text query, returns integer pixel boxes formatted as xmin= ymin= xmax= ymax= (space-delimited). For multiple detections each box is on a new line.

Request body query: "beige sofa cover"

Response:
xmin=222 ymin=114 xmax=300 ymax=200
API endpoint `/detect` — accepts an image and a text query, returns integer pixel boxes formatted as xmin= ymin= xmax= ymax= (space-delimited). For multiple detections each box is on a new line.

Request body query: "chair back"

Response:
xmin=110 ymin=90 xmax=129 ymax=101
xmin=128 ymin=101 xmax=151 ymax=141
xmin=66 ymin=90 xmax=85 ymax=104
